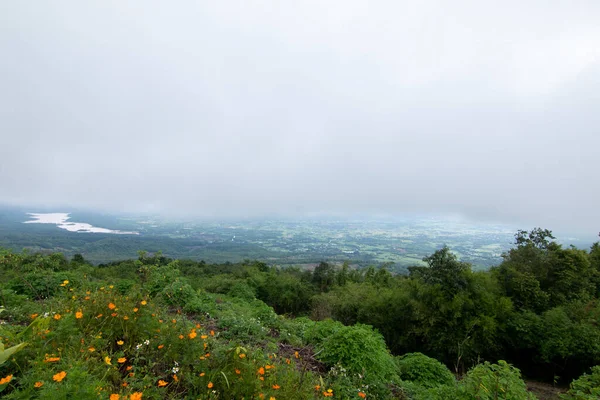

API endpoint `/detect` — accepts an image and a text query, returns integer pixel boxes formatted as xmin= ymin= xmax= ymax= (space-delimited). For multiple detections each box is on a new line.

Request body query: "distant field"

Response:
xmin=1 ymin=206 xmax=594 ymax=271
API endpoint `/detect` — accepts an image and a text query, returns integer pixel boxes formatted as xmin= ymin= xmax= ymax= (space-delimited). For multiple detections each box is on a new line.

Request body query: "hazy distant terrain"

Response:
xmin=3 ymin=205 xmax=593 ymax=271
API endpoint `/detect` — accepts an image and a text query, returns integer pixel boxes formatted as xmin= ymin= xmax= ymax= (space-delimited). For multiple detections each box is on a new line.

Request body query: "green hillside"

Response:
xmin=0 ymin=229 xmax=599 ymax=399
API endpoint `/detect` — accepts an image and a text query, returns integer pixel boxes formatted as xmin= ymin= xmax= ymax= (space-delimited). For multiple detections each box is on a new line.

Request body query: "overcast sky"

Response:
xmin=1 ymin=1 xmax=599 ymax=234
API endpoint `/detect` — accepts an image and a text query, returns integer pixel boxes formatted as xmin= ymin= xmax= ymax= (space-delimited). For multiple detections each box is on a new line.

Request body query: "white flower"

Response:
xmin=144 ymin=340 xmax=150 ymax=345
xmin=136 ymin=343 xmax=142 ymax=350
xmin=172 ymin=367 xmax=179 ymax=374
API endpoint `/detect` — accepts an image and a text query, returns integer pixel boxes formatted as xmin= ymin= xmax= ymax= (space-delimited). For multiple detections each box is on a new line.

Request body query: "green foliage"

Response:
xmin=561 ymin=366 xmax=600 ymax=399
xmin=316 ymin=323 xmax=398 ymax=383
xmin=396 ymin=352 xmax=455 ymax=388
xmin=457 ymin=360 xmax=536 ymax=400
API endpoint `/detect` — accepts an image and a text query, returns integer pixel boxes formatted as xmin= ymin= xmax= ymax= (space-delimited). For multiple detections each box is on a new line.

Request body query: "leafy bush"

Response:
xmin=561 ymin=366 xmax=600 ymax=399
xmin=396 ymin=352 xmax=455 ymax=388
xmin=457 ymin=360 xmax=536 ymax=400
xmin=316 ymin=323 xmax=398 ymax=382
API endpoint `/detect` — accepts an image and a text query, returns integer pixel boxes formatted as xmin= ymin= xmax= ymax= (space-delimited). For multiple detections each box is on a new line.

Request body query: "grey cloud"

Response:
xmin=1 ymin=1 xmax=599 ymax=235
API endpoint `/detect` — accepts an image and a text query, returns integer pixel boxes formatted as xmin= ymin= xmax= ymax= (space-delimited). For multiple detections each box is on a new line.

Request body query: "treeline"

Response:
xmin=3 ymin=228 xmax=600 ymax=385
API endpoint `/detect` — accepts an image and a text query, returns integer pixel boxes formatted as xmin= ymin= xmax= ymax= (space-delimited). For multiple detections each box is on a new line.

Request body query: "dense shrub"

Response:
xmin=396 ymin=352 xmax=455 ymax=388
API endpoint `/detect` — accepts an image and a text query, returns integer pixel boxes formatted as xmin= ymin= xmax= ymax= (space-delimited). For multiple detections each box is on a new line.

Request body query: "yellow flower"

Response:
xmin=118 ymin=357 xmax=127 ymax=364
xmin=117 ymin=340 xmax=124 ymax=345
xmin=157 ymin=380 xmax=168 ymax=387
xmin=75 ymin=311 xmax=83 ymax=319
xmin=88 ymin=347 xmax=96 ymax=352
xmin=53 ymin=371 xmax=67 ymax=382
xmin=270 ymin=397 xmax=276 ymax=400
xmin=207 ymin=382 xmax=213 ymax=389
xmin=104 ymin=356 xmax=112 ymax=365
xmin=140 ymin=300 xmax=147 ymax=305
xmin=130 ymin=392 xmax=143 ymax=400
xmin=110 ymin=394 xmax=120 ymax=400
xmin=123 ymin=316 xmax=129 ymax=320
xmin=109 ymin=285 xmax=114 ymax=289
xmin=133 ymin=308 xmax=139 ymax=313
xmin=0 ymin=374 xmax=13 ymax=385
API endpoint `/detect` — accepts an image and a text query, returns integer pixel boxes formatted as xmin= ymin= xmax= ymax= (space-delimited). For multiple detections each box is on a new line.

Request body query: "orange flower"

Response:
xmin=44 ymin=356 xmax=60 ymax=362
xmin=172 ymin=319 xmax=177 ymax=324
xmin=210 ymin=330 xmax=215 ymax=336
xmin=265 ymin=365 xmax=273 ymax=370
xmin=235 ymin=369 xmax=241 ymax=374
xmin=315 ymin=385 xmax=321 ymax=391
xmin=53 ymin=314 xmax=61 ymax=320
xmin=133 ymin=308 xmax=139 ymax=313
xmin=270 ymin=397 xmax=276 ymax=400
xmin=140 ymin=300 xmax=147 ymax=305
xmin=207 ymin=382 xmax=213 ymax=389
xmin=173 ymin=374 xmax=179 ymax=382
xmin=75 ymin=310 xmax=83 ymax=319
xmin=53 ymin=371 xmax=67 ymax=382
xmin=126 ymin=365 xmax=133 ymax=371
xmin=272 ymin=384 xmax=281 ymax=390
xmin=178 ymin=335 xmax=184 ymax=339
xmin=122 ymin=382 xmax=128 ymax=387
xmin=34 ymin=381 xmax=44 ymax=388
xmin=189 ymin=330 xmax=197 ymax=339
xmin=118 ymin=357 xmax=127 ymax=363
xmin=110 ymin=394 xmax=120 ymax=400
xmin=130 ymin=392 xmax=143 ymax=400
xmin=123 ymin=316 xmax=129 ymax=320
xmin=199 ymin=372 xmax=205 ymax=377
xmin=0 ymin=374 xmax=13 ymax=385
xmin=117 ymin=340 xmax=124 ymax=345
xmin=88 ymin=347 xmax=96 ymax=352
xmin=157 ymin=380 xmax=168 ymax=387
xmin=108 ymin=303 xmax=116 ymax=310
xmin=358 ymin=392 xmax=366 ymax=398
xmin=111 ymin=313 xmax=118 ymax=317
xmin=294 ymin=351 xmax=299 ymax=358
xmin=158 ymin=345 xmax=164 ymax=349
xmin=31 ymin=313 xmax=39 ymax=319
xmin=201 ymin=335 xmax=208 ymax=339
xmin=323 ymin=389 xmax=334 ymax=397
xmin=239 ymin=353 xmax=246 ymax=359
xmin=258 ymin=367 xmax=265 ymax=375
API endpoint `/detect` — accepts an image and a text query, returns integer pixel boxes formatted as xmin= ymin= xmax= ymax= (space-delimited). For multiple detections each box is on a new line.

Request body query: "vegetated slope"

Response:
xmin=0 ymin=228 xmax=598 ymax=399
